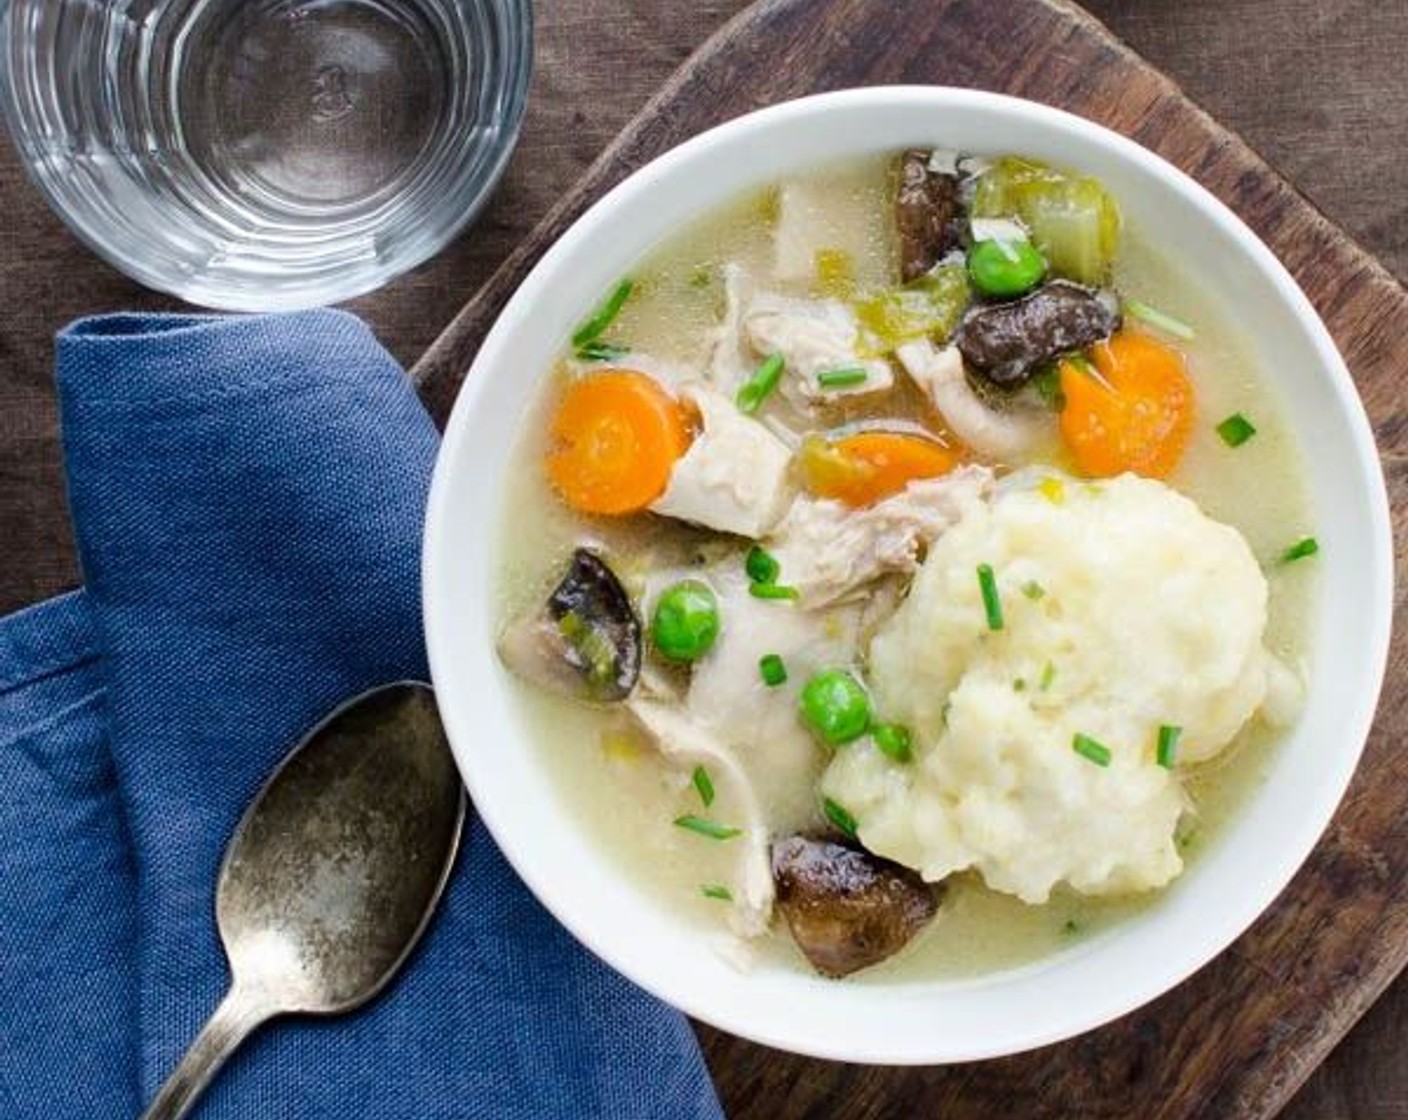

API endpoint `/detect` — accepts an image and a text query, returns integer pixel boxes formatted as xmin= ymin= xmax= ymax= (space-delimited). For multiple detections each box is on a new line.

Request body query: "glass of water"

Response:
xmin=0 ymin=0 xmax=532 ymax=311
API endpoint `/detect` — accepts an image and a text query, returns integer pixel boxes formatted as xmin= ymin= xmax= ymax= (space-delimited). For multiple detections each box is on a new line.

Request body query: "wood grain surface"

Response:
xmin=1 ymin=1 xmax=1404 ymax=1116
xmin=410 ymin=2 xmax=1408 ymax=1118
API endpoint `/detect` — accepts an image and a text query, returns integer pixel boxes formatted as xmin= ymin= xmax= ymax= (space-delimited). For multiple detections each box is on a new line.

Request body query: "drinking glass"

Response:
xmin=0 ymin=0 xmax=532 ymax=311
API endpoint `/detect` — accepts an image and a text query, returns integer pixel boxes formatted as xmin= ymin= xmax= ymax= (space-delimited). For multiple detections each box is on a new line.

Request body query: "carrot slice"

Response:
xmin=800 ymin=430 xmax=959 ymax=507
xmin=546 ymin=370 xmax=693 ymax=515
xmin=1058 ymin=331 xmax=1194 ymax=479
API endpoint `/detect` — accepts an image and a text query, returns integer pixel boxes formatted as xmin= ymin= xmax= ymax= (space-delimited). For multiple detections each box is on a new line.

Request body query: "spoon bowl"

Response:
xmin=142 ymin=682 xmax=465 ymax=1119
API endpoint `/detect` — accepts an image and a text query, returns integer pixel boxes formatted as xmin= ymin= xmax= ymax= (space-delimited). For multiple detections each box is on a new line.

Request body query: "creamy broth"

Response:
xmin=494 ymin=157 xmax=1315 ymax=980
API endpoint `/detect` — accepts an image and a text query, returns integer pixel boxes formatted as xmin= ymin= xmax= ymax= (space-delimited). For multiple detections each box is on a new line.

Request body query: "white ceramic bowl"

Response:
xmin=423 ymin=88 xmax=1393 ymax=1063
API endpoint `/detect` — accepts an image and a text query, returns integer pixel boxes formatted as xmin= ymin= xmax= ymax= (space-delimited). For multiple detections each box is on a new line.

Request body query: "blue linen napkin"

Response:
xmin=0 ymin=311 xmax=725 ymax=1120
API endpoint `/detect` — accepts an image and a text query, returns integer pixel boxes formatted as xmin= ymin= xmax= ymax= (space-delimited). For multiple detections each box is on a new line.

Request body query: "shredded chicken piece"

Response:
xmin=896 ymin=339 xmax=1045 ymax=461
xmin=746 ymin=293 xmax=893 ymax=406
xmin=650 ymin=382 xmax=794 ymax=538
xmin=626 ymin=696 xmax=775 ymax=937
xmin=685 ymin=568 xmax=858 ymax=806
xmin=708 ymin=263 xmax=756 ymax=394
xmin=629 ymin=565 xmax=863 ymax=938
xmin=766 ymin=466 xmax=994 ymax=606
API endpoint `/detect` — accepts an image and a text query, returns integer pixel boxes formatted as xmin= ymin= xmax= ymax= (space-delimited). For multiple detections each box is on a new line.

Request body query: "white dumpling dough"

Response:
xmin=823 ymin=473 xmax=1283 ymax=903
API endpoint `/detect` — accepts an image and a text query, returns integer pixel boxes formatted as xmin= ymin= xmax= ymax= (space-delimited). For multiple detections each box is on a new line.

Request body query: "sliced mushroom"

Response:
xmin=497 ymin=549 xmax=642 ymax=702
xmin=955 ymin=280 xmax=1121 ymax=387
xmin=897 ymin=149 xmax=962 ymax=283
xmin=772 ymin=834 xmax=942 ymax=978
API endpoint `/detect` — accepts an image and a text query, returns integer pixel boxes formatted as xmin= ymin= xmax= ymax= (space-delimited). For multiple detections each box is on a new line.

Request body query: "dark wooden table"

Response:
xmin=1 ymin=1 xmax=1403 ymax=1116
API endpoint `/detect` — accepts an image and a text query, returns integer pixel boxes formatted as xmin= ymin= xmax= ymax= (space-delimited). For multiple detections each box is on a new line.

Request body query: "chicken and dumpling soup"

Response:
xmin=495 ymin=150 xmax=1317 ymax=980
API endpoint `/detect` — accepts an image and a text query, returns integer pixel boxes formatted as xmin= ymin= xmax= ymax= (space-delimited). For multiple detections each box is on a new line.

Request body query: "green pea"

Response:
xmin=967 ymin=238 xmax=1047 ymax=298
xmin=651 ymin=580 xmax=720 ymax=662
xmin=799 ymin=670 xmax=871 ymax=745
xmin=871 ymin=722 xmax=913 ymax=763
xmin=745 ymin=545 xmax=780 ymax=585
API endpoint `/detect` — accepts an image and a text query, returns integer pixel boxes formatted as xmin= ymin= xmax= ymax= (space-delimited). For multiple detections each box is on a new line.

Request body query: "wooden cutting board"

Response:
xmin=413 ymin=1 xmax=1408 ymax=1116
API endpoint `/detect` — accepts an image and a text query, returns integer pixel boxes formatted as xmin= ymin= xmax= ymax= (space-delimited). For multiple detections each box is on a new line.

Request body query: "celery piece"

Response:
xmin=854 ymin=263 xmax=970 ymax=355
xmin=973 ymin=157 xmax=1122 ymax=286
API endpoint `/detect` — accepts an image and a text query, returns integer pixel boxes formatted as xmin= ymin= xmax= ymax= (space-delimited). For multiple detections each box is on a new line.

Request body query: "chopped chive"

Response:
xmin=571 ymin=278 xmax=634 ymax=347
xmin=736 ymin=352 xmax=785 ymax=414
xmin=1124 ymin=299 xmax=1196 ymax=341
xmin=1280 ymin=536 xmax=1319 ymax=564
xmin=673 ymin=814 xmax=741 ymax=840
xmin=822 ymin=797 xmax=859 ymax=839
xmin=749 ymin=582 xmax=799 ymax=601
xmin=1061 ymin=918 xmax=1082 ymax=936
xmin=701 ymin=883 xmax=733 ymax=901
xmin=816 ymin=366 xmax=869 ymax=390
xmin=1216 ymin=412 xmax=1258 ymax=448
xmin=1156 ymin=725 xmax=1182 ymax=769
xmin=1039 ymin=661 xmax=1056 ymax=692
xmin=759 ymin=653 xmax=788 ymax=687
xmin=692 ymin=765 xmax=715 ymax=808
xmin=940 ymin=699 xmax=953 ymax=728
xmin=745 ymin=545 xmax=780 ymax=585
xmin=575 ymin=339 xmax=630 ymax=363
xmin=1021 ymin=580 xmax=1045 ymax=601
xmin=977 ymin=563 xmax=1004 ymax=631
xmin=1013 ymin=678 xmax=1027 ymax=692
xmin=1072 ymin=732 xmax=1112 ymax=768
xmin=571 ymin=280 xmax=639 ymax=350
xmin=872 ymin=722 xmax=913 ymax=763
xmin=1066 ymin=354 xmax=1097 ymax=376
xmin=688 ymin=265 xmax=713 ymax=290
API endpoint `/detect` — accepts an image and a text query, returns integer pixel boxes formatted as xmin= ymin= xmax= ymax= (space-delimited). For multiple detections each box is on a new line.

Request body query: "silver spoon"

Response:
xmin=141 ymin=682 xmax=466 ymax=1120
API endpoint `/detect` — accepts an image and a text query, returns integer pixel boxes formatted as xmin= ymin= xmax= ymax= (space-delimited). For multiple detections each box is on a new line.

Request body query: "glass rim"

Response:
xmin=0 ymin=0 xmax=535 ymax=312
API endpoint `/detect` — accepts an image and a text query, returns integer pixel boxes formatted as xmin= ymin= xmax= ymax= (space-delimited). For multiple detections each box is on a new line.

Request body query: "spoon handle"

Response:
xmin=139 ymin=987 xmax=273 ymax=1120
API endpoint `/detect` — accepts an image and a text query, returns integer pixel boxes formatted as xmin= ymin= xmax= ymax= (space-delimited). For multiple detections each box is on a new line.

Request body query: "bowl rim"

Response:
xmin=423 ymin=85 xmax=1394 ymax=1063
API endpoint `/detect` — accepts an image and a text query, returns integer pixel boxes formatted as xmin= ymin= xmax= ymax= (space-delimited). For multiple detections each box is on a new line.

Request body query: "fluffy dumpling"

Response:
xmin=823 ymin=473 xmax=1281 ymax=903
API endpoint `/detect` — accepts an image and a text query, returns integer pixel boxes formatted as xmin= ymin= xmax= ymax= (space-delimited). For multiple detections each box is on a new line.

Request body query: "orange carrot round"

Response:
xmin=800 ymin=430 xmax=959 ymax=507
xmin=546 ymin=370 xmax=693 ymax=515
xmin=1059 ymin=331 xmax=1194 ymax=479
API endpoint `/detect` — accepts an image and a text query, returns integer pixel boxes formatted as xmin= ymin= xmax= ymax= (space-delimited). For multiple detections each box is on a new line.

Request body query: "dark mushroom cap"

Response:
xmin=897 ymin=149 xmax=962 ymax=284
xmin=773 ymin=834 xmax=942 ymax=978
xmin=956 ymin=280 xmax=1122 ymax=387
xmin=498 ymin=548 xmax=642 ymax=703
